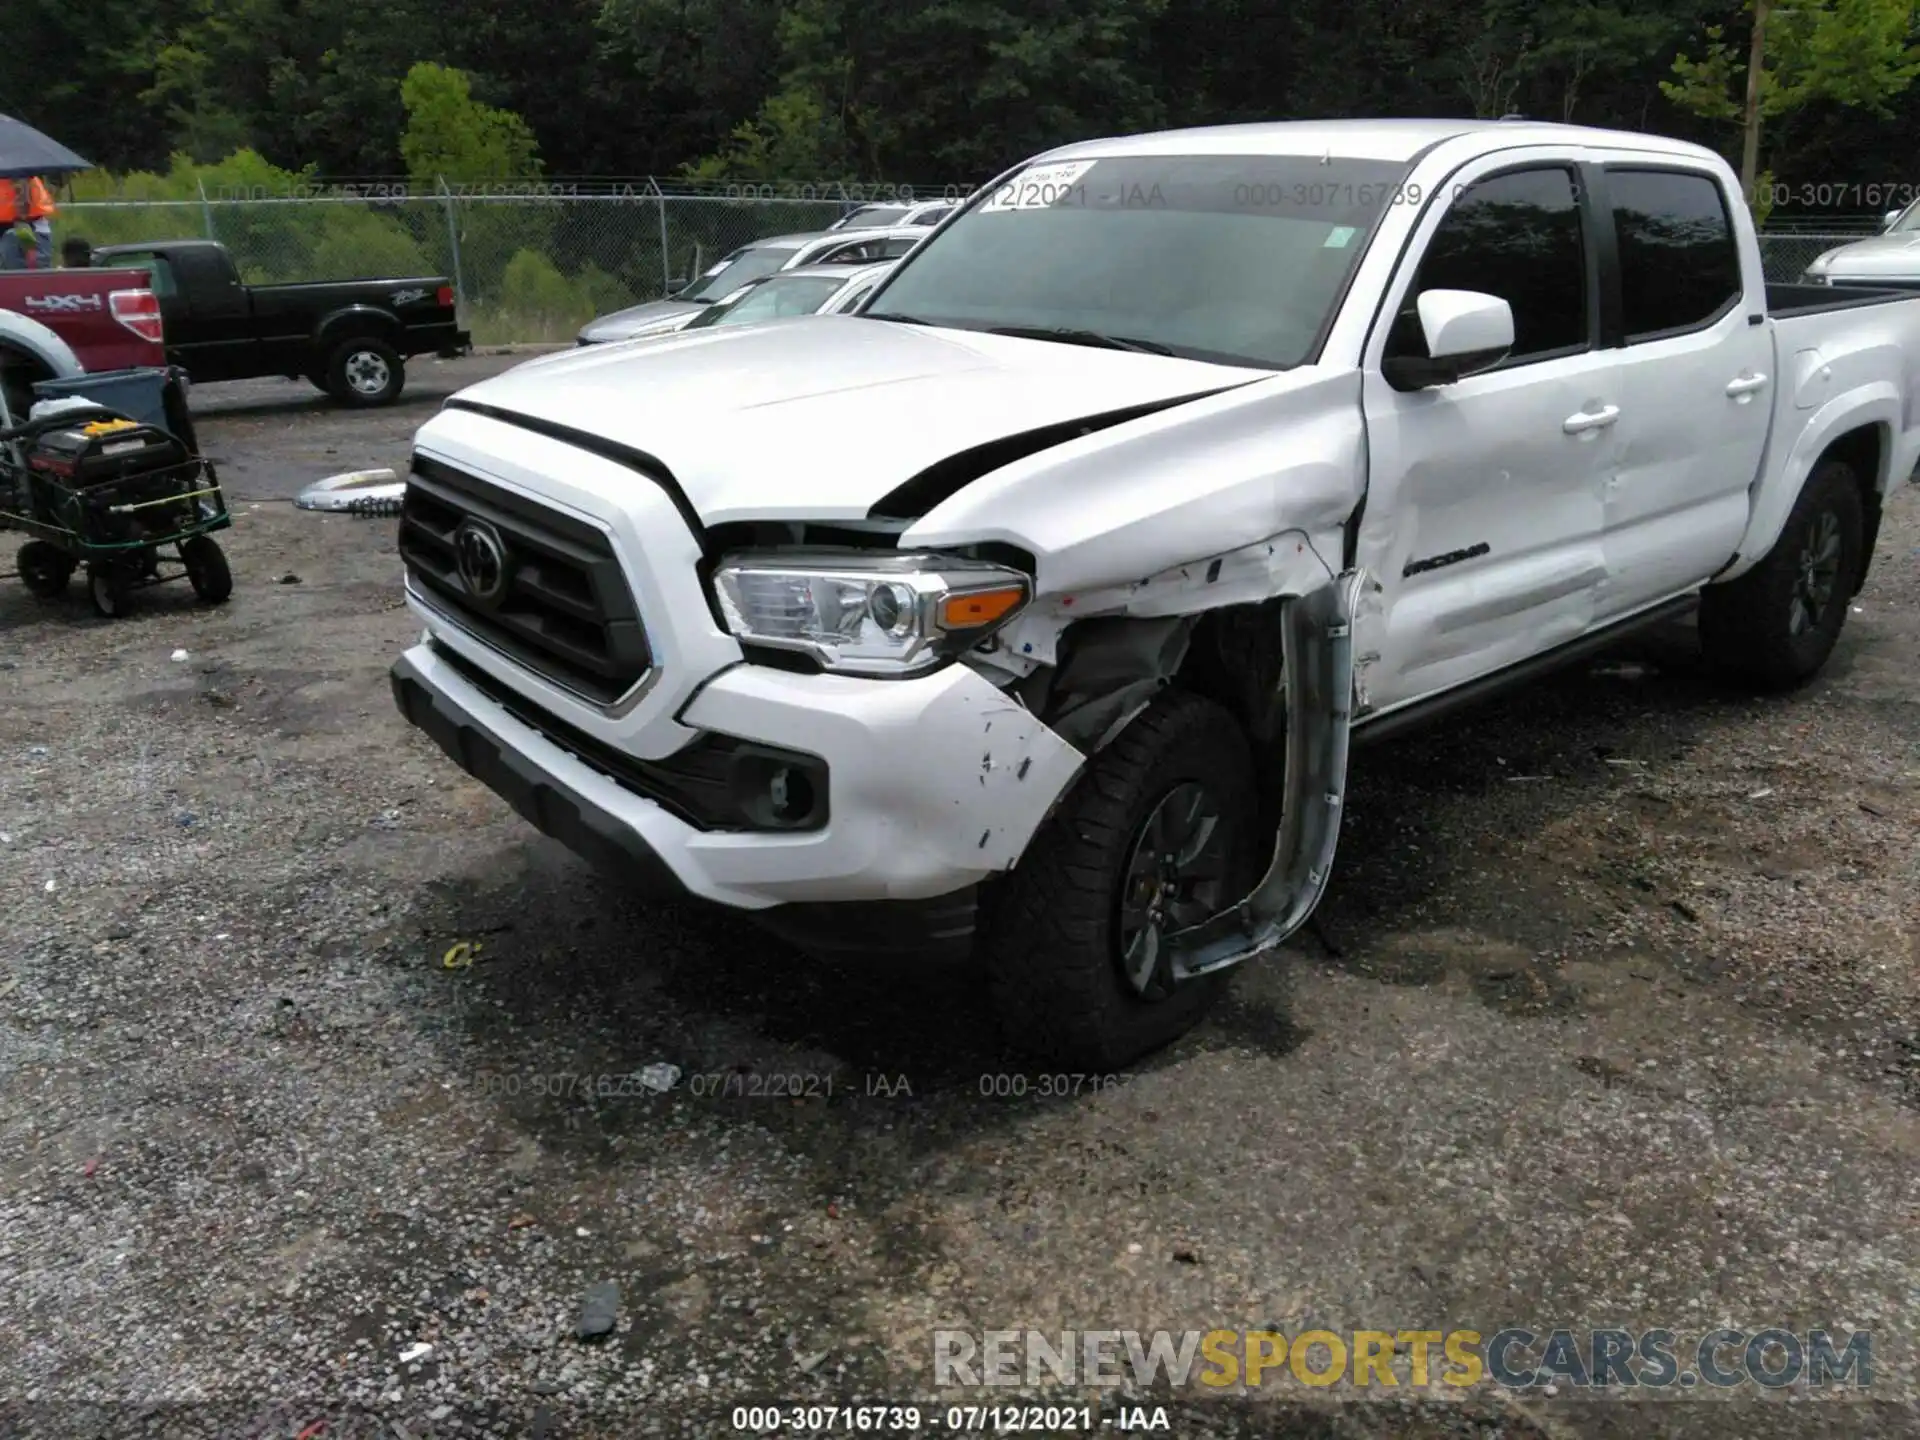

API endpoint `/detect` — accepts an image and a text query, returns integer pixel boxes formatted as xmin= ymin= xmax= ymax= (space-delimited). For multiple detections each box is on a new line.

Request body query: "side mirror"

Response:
xmin=1885 ymin=210 xmax=1902 ymax=231
xmin=1382 ymin=289 xmax=1515 ymax=391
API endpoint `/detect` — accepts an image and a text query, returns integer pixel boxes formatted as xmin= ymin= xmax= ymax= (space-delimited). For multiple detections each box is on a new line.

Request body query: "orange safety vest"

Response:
xmin=0 ymin=177 xmax=55 ymax=223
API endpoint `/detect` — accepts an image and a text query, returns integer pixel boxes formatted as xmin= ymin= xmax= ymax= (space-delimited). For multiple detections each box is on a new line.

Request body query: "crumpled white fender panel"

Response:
xmin=900 ymin=367 xmax=1368 ymax=601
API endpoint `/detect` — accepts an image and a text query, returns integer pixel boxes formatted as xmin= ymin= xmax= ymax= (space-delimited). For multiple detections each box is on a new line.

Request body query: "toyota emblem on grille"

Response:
xmin=453 ymin=519 xmax=510 ymax=607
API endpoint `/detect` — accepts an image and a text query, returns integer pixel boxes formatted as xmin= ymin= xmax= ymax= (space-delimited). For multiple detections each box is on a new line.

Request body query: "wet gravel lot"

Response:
xmin=2 ymin=362 xmax=1917 ymax=1439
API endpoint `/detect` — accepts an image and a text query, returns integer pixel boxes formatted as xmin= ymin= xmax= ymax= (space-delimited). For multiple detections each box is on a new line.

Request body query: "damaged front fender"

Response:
xmin=1165 ymin=568 xmax=1366 ymax=980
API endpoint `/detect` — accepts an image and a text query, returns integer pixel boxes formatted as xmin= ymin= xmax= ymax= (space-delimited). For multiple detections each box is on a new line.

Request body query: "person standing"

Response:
xmin=0 ymin=175 xmax=56 ymax=268
xmin=25 ymin=176 xmax=56 ymax=268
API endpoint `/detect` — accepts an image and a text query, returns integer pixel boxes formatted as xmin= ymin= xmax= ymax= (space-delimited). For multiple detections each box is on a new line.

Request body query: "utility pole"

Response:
xmin=1740 ymin=0 xmax=1770 ymax=202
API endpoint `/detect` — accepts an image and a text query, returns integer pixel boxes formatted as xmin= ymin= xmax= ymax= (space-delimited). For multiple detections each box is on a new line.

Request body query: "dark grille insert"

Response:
xmin=401 ymin=456 xmax=649 ymax=704
xmin=430 ymin=641 xmax=826 ymax=832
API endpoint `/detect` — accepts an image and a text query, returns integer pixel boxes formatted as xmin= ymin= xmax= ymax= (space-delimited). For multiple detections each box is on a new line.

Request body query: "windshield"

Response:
xmin=696 ymin=275 xmax=845 ymax=327
xmin=861 ymin=153 xmax=1413 ymax=368
xmin=678 ymin=245 xmax=795 ymax=301
xmin=1890 ymin=200 xmax=1920 ymax=234
xmin=840 ymin=205 xmax=906 ymax=229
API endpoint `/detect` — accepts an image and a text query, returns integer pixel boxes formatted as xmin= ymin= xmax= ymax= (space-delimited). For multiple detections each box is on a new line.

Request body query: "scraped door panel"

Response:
xmin=1357 ymin=159 xmax=1615 ymax=713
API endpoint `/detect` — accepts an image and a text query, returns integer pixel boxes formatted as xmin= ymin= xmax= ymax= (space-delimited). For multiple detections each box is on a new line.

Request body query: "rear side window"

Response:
xmin=1607 ymin=169 xmax=1741 ymax=339
xmin=109 ymin=253 xmax=178 ymax=298
xmin=1390 ymin=167 xmax=1588 ymax=363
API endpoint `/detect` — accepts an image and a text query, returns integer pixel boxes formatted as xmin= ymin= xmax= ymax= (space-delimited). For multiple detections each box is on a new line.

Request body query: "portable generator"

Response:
xmin=2 ymin=389 xmax=235 ymax=619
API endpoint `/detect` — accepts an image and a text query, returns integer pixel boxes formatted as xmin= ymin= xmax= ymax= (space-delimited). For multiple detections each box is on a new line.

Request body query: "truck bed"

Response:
xmin=1764 ymin=281 xmax=1920 ymax=318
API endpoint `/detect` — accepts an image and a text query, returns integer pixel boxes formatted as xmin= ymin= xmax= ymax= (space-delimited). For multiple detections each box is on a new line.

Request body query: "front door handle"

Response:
xmin=1563 ymin=404 xmax=1620 ymax=434
xmin=1726 ymin=372 xmax=1770 ymax=397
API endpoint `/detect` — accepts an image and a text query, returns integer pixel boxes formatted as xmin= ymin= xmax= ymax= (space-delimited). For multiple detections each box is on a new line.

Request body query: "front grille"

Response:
xmin=401 ymin=456 xmax=650 ymax=704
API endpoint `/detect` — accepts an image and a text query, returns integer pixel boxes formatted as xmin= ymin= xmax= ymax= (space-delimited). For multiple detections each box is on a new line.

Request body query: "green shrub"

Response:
xmin=309 ymin=207 xmax=432 ymax=283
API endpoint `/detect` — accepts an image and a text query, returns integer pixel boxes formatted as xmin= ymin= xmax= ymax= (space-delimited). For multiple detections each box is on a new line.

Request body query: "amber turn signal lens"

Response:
xmin=938 ymin=584 xmax=1026 ymax=629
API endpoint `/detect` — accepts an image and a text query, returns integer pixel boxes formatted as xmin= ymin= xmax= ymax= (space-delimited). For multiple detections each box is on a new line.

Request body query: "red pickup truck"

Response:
xmin=0 ymin=268 xmax=166 ymax=418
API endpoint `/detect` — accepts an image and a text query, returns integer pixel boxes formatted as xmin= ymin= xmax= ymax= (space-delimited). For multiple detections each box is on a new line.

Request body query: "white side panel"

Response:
xmin=902 ymin=368 xmax=1367 ymax=599
xmin=1598 ymin=311 xmax=1771 ymax=617
xmin=1726 ymin=290 xmax=1920 ymax=575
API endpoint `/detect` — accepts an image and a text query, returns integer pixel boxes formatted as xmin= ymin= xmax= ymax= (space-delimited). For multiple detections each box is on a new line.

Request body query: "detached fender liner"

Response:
xmin=391 ymin=651 xmax=683 ymax=894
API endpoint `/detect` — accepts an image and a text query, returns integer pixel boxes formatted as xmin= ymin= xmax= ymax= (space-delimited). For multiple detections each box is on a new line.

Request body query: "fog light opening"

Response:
xmin=767 ymin=764 xmax=814 ymax=824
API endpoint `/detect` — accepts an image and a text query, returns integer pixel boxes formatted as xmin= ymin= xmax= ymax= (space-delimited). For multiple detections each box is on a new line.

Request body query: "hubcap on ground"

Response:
xmin=1116 ymin=781 xmax=1231 ymax=999
xmin=345 ymin=351 xmax=391 ymax=396
xmin=1789 ymin=508 xmax=1842 ymax=636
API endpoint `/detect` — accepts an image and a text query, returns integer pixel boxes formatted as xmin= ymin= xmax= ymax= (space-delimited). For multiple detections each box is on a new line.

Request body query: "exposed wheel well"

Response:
xmin=1018 ymin=601 xmax=1290 ymax=832
xmin=1816 ymin=424 xmax=1886 ymax=596
xmin=0 ymin=341 xmax=54 ymax=424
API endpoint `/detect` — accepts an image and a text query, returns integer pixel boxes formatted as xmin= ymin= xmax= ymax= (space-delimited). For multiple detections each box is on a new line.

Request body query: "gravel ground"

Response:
xmin=1 ymin=368 xmax=1917 ymax=1440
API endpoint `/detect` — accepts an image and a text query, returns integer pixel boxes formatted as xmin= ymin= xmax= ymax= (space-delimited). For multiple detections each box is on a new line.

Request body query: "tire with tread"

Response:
xmin=88 ymin=562 xmax=132 ymax=618
xmin=322 ymin=334 xmax=404 ymax=407
xmin=181 ymin=535 xmax=233 ymax=603
xmin=978 ymin=690 xmax=1259 ymax=1069
xmin=18 ymin=540 xmax=74 ymax=599
xmin=1698 ymin=457 xmax=1864 ymax=691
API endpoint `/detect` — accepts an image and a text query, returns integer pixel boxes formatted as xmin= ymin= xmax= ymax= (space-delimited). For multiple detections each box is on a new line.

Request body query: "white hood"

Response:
xmin=1815 ymin=231 xmax=1920 ymax=280
xmin=441 ymin=316 xmax=1265 ymax=524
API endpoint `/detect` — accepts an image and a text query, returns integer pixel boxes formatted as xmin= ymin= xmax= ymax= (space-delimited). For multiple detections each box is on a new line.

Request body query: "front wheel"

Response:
xmin=1698 ymin=458 xmax=1864 ymax=690
xmin=978 ymin=691 xmax=1260 ymax=1070
xmin=323 ymin=335 xmax=405 ymax=408
xmin=181 ymin=535 xmax=232 ymax=603
xmin=88 ymin=561 xmax=132 ymax=618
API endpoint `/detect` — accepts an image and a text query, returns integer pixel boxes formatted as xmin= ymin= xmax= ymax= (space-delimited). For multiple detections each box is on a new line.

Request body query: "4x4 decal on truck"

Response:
xmin=391 ymin=288 xmax=428 ymax=306
xmin=23 ymin=293 xmax=105 ymax=313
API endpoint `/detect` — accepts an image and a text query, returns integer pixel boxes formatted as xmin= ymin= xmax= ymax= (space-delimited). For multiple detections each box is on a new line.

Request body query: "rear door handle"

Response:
xmin=1563 ymin=405 xmax=1620 ymax=434
xmin=1726 ymin=372 xmax=1770 ymax=397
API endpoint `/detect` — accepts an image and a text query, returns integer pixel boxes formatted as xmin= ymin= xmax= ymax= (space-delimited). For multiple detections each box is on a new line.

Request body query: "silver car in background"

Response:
xmin=826 ymin=198 xmax=959 ymax=231
xmin=1800 ymin=197 xmax=1920 ymax=291
xmin=576 ymin=228 xmax=928 ymax=344
xmin=679 ymin=261 xmax=897 ymax=330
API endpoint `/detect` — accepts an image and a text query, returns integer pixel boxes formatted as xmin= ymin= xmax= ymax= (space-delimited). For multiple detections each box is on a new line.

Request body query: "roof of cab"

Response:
xmin=1034 ymin=118 xmax=1724 ymax=167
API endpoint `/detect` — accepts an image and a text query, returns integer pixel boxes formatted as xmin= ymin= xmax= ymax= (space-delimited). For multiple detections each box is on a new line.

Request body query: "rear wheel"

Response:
xmin=978 ymin=691 xmax=1260 ymax=1069
xmin=322 ymin=335 xmax=405 ymax=408
xmin=180 ymin=535 xmax=233 ymax=603
xmin=18 ymin=540 xmax=74 ymax=599
xmin=1698 ymin=458 xmax=1864 ymax=690
xmin=88 ymin=561 xmax=132 ymax=618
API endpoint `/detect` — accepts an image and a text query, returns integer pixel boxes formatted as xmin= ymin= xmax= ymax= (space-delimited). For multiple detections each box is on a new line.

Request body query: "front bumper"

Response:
xmin=391 ymin=639 xmax=1085 ymax=912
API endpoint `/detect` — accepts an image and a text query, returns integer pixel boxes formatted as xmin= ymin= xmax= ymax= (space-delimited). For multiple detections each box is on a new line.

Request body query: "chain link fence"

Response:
xmin=41 ymin=182 xmax=1895 ymax=344
xmin=1755 ymin=232 xmax=1883 ymax=284
xmin=51 ymin=182 xmax=976 ymax=344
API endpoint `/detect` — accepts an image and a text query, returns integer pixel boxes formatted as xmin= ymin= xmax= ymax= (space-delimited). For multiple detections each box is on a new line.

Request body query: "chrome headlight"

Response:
xmin=712 ymin=550 xmax=1030 ymax=675
xmin=1801 ymin=249 xmax=1838 ymax=283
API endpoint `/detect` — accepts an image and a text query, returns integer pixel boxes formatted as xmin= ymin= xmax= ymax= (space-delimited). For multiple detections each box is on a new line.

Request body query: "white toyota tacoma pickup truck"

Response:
xmin=391 ymin=119 xmax=1920 ymax=1068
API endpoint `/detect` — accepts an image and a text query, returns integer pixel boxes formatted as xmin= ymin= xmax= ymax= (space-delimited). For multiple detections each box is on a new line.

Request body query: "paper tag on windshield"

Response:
xmin=703 ymin=259 xmax=732 ymax=276
xmin=1324 ymin=226 xmax=1357 ymax=248
xmin=979 ymin=160 xmax=1097 ymax=213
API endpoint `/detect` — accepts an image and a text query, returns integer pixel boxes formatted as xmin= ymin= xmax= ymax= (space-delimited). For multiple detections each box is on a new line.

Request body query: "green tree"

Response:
xmin=689 ymin=0 xmax=1169 ymax=183
xmin=1662 ymin=0 xmax=1920 ymax=202
xmin=398 ymin=61 xmax=542 ymax=183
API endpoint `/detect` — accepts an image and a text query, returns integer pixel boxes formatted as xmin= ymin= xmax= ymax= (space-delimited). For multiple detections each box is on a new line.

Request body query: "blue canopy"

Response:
xmin=0 ymin=113 xmax=92 ymax=180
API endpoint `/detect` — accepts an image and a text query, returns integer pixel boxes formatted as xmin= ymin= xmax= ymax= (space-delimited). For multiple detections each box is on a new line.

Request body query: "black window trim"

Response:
xmin=1596 ymin=161 xmax=1744 ymax=347
xmin=1381 ymin=158 xmax=1601 ymax=376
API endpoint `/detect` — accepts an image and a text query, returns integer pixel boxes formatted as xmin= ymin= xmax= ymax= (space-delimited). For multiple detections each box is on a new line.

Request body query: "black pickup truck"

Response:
xmin=88 ymin=239 xmax=470 ymax=408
